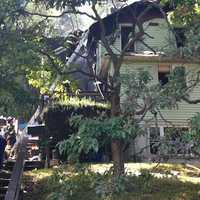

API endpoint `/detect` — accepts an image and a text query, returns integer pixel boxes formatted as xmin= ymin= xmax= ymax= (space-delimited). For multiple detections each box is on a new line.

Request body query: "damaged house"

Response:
xmin=55 ymin=0 xmax=200 ymax=161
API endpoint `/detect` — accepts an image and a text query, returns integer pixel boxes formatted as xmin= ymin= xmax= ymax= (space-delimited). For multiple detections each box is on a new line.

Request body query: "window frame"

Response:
xmin=120 ymin=23 xmax=136 ymax=53
xmin=158 ymin=64 xmax=171 ymax=86
xmin=157 ymin=64 xmax=186 ymax=86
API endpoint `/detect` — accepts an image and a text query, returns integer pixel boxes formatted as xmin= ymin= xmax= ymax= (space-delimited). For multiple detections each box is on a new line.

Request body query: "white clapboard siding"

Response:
xmin=147 ymin=64 xmax=200 ymax=125
xmin=100 ymin=28 xmax=121 ymax=55
xmin=120 ymin=63 xmax=200 ymax=126
xmin=135 ymin=18 xmax=176 ymax=53
xmin=120 ymin=63 xmax=157 ymax=103
xmin=97 ymin=30 xmax=121 ymax=73
xmin=186 ymin=65 xmax=200 ymax=100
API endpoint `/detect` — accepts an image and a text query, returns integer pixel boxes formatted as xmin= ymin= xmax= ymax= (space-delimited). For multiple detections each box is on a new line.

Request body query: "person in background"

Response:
xmin=0 ymin=131 xmax=7 ymax=169
xmin=5 ymin=133 xmax=16 ymax=159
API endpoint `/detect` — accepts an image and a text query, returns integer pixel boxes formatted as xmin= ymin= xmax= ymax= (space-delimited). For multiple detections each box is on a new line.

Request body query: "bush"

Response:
xmin=43 ymin=98 xmax=110 ymax=161
xmin=44 ymin=98 xmax=110 ymax=144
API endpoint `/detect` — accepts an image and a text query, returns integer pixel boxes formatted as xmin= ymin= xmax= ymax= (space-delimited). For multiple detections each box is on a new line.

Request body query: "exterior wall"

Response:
xmin=120 ymin=63 xmax=200 ymax=126
xmin=135 ymin=18 xmax=176 ymax=53
xmin=97 ymin=18 xmax=176 ymax=72
xmin=120 ymin=63 xmax=200 ymax=160
xmin=95 ymin=10 xmax=199 ymax=160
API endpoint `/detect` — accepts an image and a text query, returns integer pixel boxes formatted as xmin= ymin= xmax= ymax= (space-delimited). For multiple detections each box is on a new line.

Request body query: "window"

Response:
xmin=164 ymin=127 xmax=189 ymax=155
xmin=149 ymin=127 xmax=190 ymax=155
xmin=158 ymin=64 xmax=171 ymax=85
xmin=149 ymin=22 xmax=159 ymax=26
xmin=121 ymin=25 xmax=135 ymax=52
xmin=158 ymin=65 xmax=186 ymax=86
xmin=149 ymin=127 xmax=160 ymax=154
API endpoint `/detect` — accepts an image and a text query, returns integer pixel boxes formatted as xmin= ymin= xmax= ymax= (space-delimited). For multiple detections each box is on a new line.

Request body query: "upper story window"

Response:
xmin=121 ymin=25 xmax=135 ymax=52
xmin=158 ymin=65 xmax=186 ymax=86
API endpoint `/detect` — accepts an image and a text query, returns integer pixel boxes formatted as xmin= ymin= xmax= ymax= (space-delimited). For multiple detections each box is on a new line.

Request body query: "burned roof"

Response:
xmin=88 ymin=0 xmax=168 ymax=45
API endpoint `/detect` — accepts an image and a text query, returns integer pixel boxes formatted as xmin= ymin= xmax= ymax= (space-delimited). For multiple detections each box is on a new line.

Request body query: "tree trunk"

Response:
xmin=45 ymin=144 xmax=50 ymax=168
xmin=111 ymin=89 xmax=125 ymax=175
xmin=111 ymin=139 xmax=124 ymax=175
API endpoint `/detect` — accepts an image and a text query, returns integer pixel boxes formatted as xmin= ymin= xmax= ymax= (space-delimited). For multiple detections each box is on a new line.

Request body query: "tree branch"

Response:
xmin=38 ymin=49 xmax=63 ymax=74
xmin=182 ymin=96 xmax=200 ymax=104
xmin=91 ymin=4 xmax=117 ymax=63
xmin=20 ymin=8 xmax=97 ymax=21
xmin=64 ymin=69 xmax=113 ymax=90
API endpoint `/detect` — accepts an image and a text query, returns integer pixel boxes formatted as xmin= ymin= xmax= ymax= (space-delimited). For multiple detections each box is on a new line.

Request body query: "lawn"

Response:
xmin=22 ymin=163 xmax=200 ymax=200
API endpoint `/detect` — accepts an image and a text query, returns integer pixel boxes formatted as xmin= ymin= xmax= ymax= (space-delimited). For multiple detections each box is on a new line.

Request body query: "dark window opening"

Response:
xmin=174 ymin=28 xmax=186 ymax=48
xmin=158 ymin=72 xmax=170 ymax=85
xmin=149 ymin=22 xmax=159 ymax=26
xmin=121 ymin=26 xmax=135 ymax=52
xmin=164 ymin=127 xmax=189 ymax=155
xmin=149 ymin=127 xmax=160 ymax=154
xmin=158 ymin=65 xmax=171 ymax=86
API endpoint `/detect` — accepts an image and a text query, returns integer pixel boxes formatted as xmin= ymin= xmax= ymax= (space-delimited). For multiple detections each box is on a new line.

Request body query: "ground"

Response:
xmin=22 ymin=163 xmax=200 ymax=200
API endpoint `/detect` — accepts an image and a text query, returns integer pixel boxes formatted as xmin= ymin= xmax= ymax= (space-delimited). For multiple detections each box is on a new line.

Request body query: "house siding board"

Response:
xmin=110 ymin=29 xmax=121 ymax=54
xmin=99 ymin=28 xmax=121 ymax=57
xmin=151 ymin=64 xmax=200 ymax=125
xmin=120 ymin=63 xmax=157 ymax=103
xmin=148 ymin=103 xmax=200 ymax=119
xmin=136 ymin=18 xmax=176 ymax=53
xmin=99 ymin=18 xmax=176 ymax=55
xmin=186 ymin=65 xmax=200 ymax=100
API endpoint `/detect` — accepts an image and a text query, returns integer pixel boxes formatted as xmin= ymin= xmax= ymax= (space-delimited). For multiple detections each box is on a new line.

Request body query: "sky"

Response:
xmin=76 ymin=0 xmax=141 ymax=31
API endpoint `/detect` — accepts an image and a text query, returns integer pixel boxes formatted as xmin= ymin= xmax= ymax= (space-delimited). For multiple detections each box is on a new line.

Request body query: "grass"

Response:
xmin=22 ymin=163 xmax=200 ymax=200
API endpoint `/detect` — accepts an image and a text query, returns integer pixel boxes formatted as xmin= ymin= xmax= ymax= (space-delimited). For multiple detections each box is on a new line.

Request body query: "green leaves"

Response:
xmin=33 ymin=0 xmax=102 ymax=9
xmin=58 ymin=114 xmax=142 ymax=161
xmin=166 ymin=0 xmax=200 ymax=58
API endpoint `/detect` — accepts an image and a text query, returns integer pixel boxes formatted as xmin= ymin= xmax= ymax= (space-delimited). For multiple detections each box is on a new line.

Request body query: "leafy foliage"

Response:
xmin=166 ymin=0 xmax=200 ymax=58
xmin=32 ymin=0 xmax=106 ymax=8
xmin=58 ymin=68 xmax=200 ymax=162
xmin=58 ymin=114 xmax=142 ymax=161
xmin=44 ymin=99 xmax=110 ymax=159
xmin=0 ymin=0 xmax=47 ymax=117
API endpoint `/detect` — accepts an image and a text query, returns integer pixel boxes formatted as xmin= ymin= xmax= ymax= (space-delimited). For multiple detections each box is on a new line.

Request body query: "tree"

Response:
xmin=2 ymin=0 xmax=199 ymax=175
xmin=21 ymin=0 xmax=200 ymax=175
xmin=0 ymin=0 xmax=41 ymax=118
xmin=0 ymin=0 xmax=75 ymax=118
xmin=163 ymin=0 xmax=200 ymax=59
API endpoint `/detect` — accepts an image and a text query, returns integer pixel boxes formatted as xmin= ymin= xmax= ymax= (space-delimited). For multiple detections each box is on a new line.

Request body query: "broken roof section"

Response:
xmin=52 ymin=0 xmax=170 ymax=93
xmin=75 ymin=0 xmax=143 ymax=31
xmin=87 ymin=0 xmax=166 ymax=45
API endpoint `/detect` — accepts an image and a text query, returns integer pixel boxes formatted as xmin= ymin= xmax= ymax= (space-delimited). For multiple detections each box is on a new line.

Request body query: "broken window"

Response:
xmin=164 ymin=127 xmax=189 ymax=155
xmin=174 ymin=28 xmax=186 ymax=48
xmin=158 ymin=64 xmax=171 ymax=85
xmin=158 ymin=65 xmax=186 ymax=86
xmin=149 ymin=127 xmax=160 ymax=154
xmin=121 ymin=25 xmax=135 ymax=52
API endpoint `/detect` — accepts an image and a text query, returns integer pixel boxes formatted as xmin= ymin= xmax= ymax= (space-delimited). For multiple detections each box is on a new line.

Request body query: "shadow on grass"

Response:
xmin=22 ymin=165 xmax=200 ymax=200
